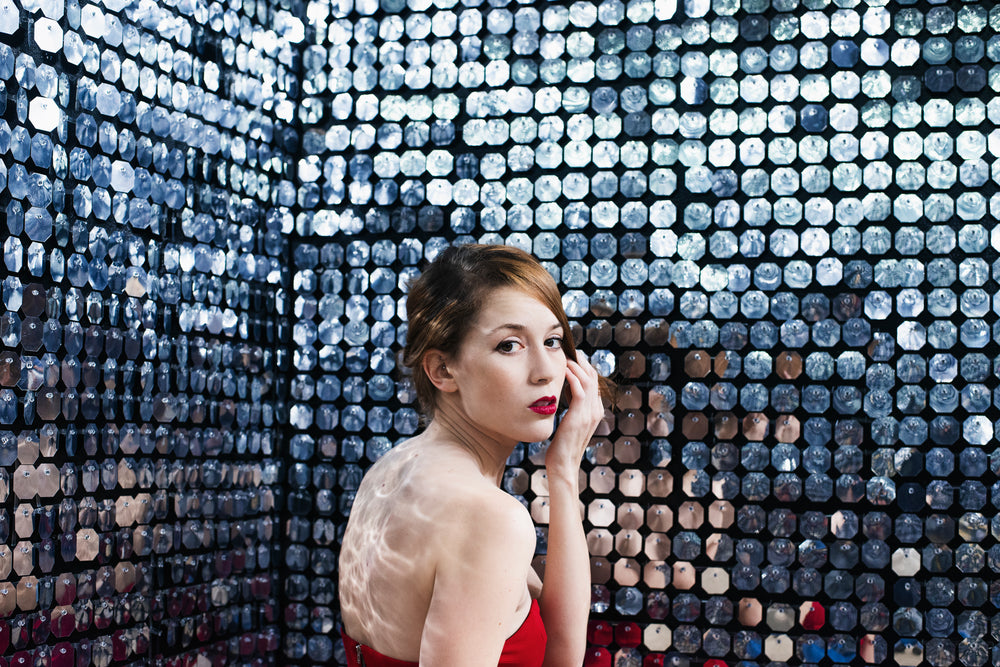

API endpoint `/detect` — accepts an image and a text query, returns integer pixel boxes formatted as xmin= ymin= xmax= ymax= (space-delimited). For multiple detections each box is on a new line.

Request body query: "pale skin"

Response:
xmin=338 ymin=287 xmax=606 ymax=666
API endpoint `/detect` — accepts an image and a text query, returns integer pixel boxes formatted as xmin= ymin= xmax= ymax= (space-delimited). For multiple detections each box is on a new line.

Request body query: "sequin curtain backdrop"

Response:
xmin=0 ymin=0 xmax=302 ymax=663
xmin=293 ymin=0 xmax=1000 ymax=666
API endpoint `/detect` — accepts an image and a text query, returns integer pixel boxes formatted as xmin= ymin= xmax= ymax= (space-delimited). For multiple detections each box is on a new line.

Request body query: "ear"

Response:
xmin=423 ymin=350 xmax=458 ymax=393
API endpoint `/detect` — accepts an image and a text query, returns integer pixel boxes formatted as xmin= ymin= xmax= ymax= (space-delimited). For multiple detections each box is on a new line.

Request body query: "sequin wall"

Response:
xmin=295 ymin=0 xmax=1000 ymax=666
xmin=0 ymin=0 xmax=303 ymax=663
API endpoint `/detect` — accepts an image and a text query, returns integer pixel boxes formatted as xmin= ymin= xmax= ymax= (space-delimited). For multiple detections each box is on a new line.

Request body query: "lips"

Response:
xmin=530 ymin=397 xmax=557 ymax=415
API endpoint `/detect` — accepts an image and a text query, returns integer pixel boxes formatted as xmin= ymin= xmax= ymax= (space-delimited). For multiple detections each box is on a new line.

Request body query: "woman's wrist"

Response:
xmin=543 ymin=463 xmax=581 ymax=492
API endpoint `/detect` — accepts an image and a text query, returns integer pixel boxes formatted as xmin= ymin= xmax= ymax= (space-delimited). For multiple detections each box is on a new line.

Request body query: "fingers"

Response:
xmin=571 ymin=349 xmax=595 ymax=374
xmin=564 ymin=361 xmax=595 ymax=404
xmin=548 ymin=352 xmax=605 ymax=470
xmin=563 ymin=363 xmax=584 ymax=397
xmin=565 ymin=353 xmax=604 ymax=421
xmin=567 ymin=351 xmax=598 ymax=383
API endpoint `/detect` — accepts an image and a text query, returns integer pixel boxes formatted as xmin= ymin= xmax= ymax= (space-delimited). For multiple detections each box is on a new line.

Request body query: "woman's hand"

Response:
xmin=545 ymin=350 xmax=605 ymax=474
xmin=538 ymin=350 xmax=604 ymax=667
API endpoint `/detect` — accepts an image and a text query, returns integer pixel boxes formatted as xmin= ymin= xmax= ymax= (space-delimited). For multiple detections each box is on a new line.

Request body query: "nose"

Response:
xmin=530 ymin=346 xmax=565 ymax=385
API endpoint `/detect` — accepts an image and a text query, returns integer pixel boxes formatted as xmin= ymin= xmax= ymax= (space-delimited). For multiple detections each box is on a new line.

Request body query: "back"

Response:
xmin=338 ymin=439 xmax=443 ymax=659
xmin=342 ymin=599 xmax=546 ymax=667
xmin=338 ymin=436 xmax=537 ymax=661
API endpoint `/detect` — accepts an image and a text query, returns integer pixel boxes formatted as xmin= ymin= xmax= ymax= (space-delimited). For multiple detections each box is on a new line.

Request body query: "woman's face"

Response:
xmin=443 ymin=287 xmax=569 ymax=445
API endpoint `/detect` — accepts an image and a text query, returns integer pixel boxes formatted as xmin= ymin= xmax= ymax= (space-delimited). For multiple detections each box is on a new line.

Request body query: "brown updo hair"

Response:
xmin=403 ymin=243 xmax=610 ymax=417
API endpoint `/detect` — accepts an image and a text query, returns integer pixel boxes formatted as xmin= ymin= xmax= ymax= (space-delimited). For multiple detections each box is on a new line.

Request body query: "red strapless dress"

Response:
xmin=341 ymin=599 xmax=547 ymax=667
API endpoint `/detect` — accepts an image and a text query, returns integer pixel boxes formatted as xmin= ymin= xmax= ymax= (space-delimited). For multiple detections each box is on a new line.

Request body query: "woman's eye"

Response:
xmin=546 ymin=337 xmax=563 ymax=348
xmin=497 ymin=341 xmax=518 ymax=353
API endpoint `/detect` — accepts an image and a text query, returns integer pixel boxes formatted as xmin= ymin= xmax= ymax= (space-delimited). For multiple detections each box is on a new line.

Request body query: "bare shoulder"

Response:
xmin=450 ymin=483 xmax=534 ymax=544
xmin=410 ymin=460 xmax=536 ymax=567
xmin=340 ymin=439 xmax=536 ymax=655
xmin=353 ymin=440 xmax=534 ymax=551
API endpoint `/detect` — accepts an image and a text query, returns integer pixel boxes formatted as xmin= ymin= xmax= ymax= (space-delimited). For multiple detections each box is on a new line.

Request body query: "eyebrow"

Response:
xmin=487 ymin=321 xmax=563 ymax=336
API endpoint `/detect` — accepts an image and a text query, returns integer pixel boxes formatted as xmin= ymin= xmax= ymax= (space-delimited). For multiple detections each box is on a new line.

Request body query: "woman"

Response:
xmin=338 ymin=244 xmax=612 ymax=666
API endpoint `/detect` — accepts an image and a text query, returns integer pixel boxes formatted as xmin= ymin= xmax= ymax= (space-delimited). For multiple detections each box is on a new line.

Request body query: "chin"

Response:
xmin=518 ymin=423 xmax=556 ymax=444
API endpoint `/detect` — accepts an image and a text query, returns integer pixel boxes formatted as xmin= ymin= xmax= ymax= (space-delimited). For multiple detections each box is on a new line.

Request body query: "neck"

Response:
xmin=423 ymin=402 xmax=515 ymax=485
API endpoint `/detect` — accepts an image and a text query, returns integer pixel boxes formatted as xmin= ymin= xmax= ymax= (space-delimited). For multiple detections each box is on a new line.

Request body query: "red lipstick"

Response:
xmin=530 ymin=397 xmax=557 ymax=415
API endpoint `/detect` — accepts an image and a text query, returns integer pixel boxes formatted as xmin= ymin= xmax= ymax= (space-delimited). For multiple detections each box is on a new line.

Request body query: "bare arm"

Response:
xmin=540 ymin=353 xmax=606 ymax=667
xmin=420 ymin=493 xmax=536 ymax=666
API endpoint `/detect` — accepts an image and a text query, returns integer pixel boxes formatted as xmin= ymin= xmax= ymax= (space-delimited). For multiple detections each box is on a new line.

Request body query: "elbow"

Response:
xmin=542 ymin=635 xmax=587 ymax=667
